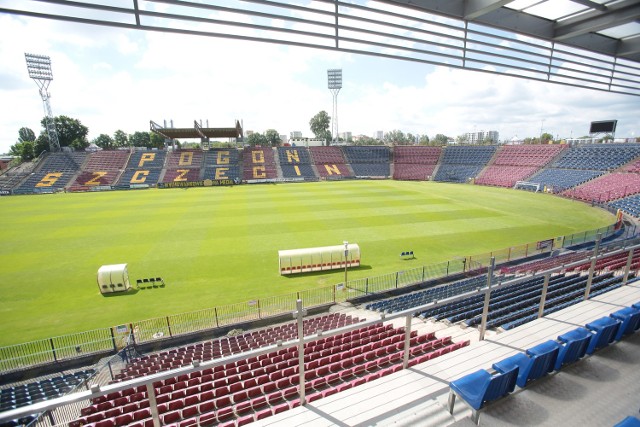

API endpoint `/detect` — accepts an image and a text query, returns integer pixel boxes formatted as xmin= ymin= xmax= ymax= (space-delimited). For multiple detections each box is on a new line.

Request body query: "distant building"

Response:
xmin=373 ymin=131 xmax=384 ymax=140
xmin=465 ymin=130 xmax=499 ymax=144
xmin=339 ymin=131 xmax=352 ymax=141
xmin=279 ymin=134 xmax=288 ymax=145
xmin=290 ymin=131 xmax=303 ymax=139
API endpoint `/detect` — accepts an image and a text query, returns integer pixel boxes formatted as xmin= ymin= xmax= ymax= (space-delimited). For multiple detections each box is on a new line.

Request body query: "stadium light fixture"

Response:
xmin=25 ymin=53 xmax=61 ymax=152
xmin=327 ymin=69 xmax=342 ymax=144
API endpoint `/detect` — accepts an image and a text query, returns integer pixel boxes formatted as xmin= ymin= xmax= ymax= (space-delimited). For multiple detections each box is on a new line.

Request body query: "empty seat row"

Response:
xmin=448 ymin=301 xmax=640 ymax=424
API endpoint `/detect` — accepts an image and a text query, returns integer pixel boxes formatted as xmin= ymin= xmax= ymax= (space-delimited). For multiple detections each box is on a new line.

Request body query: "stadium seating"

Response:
xmin=277 ymin=147 xmax=312 ymax=165
xmin=562 ymin=172 xmax=640 ymax=203
xmin=0 ymin=369 xmax=94 ymax=426
xmin=341 ymin=146 xmax=390 ymax=178
xmin=551 ymin=144 xmax=640 ymax=171
xmin=525 ymin=168 xmax=604 ymax=192
xmin=475 ymin=145 xmax=565 ymax=188
xmin=365 ymin=276 xmax=487 ymax=314
xmin=492 ymin=340 xmax=559 ymax=388
xmin=162 ymin=169 xmax=201 ymax=183
xmin=242 ymin=148 xmax=277 ymax=180
xmin=14 ymin=152 xmax=87 ymax=194
xmin=277 ymin=147 xmax=318 ymax=179
xmin=164 ymin=150 xmax=204 ymax=169
xmin=68 ymin=150 xmax=131 ymax=191
xmin=201 ymin=149 xmax=241 ymax=181
xmin=610 ymin=194 xmax=640 ymax=218
xmin=71 ymin=314 xmax=469 ymax=427
xmin=447 ymin=364 xmax=518 ymax=424
xmin=554 ymin=327 xmax=592 ymax=370
xmin=474 ymin=166 xmax=539 ymax=188
xmin=438 ymin=145 xmax=497 ymax=165
xmin=309 ymin=147 xmax=353 ymax=178
xmin=117 ymin=151 xmax=167 ymax=187
xmin=374 ymin=272 xmax=626 ymax=331
xmin=499 ymin=251 xmax=588 ymax=275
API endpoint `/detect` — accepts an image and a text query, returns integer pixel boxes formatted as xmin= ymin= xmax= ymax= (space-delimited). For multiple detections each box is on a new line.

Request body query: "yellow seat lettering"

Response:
xmin=36 ymin=172 xmax=63 ymax=187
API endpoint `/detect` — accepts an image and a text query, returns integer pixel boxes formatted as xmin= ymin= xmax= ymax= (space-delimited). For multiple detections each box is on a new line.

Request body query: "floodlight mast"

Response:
xmin=327 ymin=69 xmax=342 ymax=144
xmin=25 ymin=53 xmax=61 ymax=152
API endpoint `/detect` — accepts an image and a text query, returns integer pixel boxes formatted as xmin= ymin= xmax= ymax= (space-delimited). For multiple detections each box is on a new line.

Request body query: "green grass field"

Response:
xmin=0 ymin=180 xmax=614 ymax=346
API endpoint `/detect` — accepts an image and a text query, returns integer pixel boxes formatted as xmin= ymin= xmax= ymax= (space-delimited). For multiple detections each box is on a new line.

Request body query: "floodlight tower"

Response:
xmin=25 ymin=53 xmax=61 ymax=152
xmin=327 ymin=69 xmax=342 ymax=144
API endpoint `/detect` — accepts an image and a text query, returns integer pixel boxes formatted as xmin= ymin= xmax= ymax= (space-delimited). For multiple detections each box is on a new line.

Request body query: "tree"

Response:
xmin=245 ymin=132 xmax=268 ymax=146
xmin=9 ymin=141 xmax=35 ymax=162
xmin=309 ymin=111 xmax=331 ymax=144
xmin=93 ymin=134 xmax=114 ymax=150
xmin=383 ymin=130 xmax=407 ymax=145
xmin=264 ymin=129 xmax=282 ymax=147
xmin=540 ymin=132 xmax=553 ymax=144
xmin=40 ymin=115 xmax=89 ymax=150
xmin=129 ymin=131 xmax=151 ymax=148
xmin=18 ymin=127 xmax=36 ymax=143
xmin=433 ymin=134 xmax=450 ymax=145
xmin=149 ymin=132 xmax=165 ymax=149
xmin=418 ymin=135 xmax=430 ymax=145
xmin=456 ymin=134 xmax=469 ymax=144
xmin=113 ymin=130 xmax=128 ymax=148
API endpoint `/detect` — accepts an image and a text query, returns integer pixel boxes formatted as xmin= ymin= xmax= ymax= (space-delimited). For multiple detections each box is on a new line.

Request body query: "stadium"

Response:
xmin=2 ymin=1 xmax=640 ymax=427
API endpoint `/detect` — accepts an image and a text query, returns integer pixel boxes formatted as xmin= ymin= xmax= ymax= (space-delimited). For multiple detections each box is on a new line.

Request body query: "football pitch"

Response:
xmin=0 ymin=180 xmax=614 ymax=346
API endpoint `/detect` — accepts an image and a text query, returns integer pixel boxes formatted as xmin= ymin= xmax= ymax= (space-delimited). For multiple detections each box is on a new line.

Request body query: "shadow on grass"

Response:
xmin=282 ymin=264 xmax=373 ymax=279
xmin=101 ymin=288 xmax=141 ymax=297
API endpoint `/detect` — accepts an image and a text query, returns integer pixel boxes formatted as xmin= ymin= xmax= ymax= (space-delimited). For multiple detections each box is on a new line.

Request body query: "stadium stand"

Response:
xmin=164 ymin=150 xmax=204 ymax=170
xmin=309 ymin=147 xmax=353 ymax=179
xmin=161 ymin=150 xmax=204 ymax=183
xmin=406 ymin=272 xmax=625 ymax=331
xmin=391 ymin=146 xmax=441 ymax=181
xmin=162 ymin=168 xmax=201 ymax=183
xmin=277 ymin=147 xmax=317 ymax=179
xmin=562 ymin=172 xmax=640 ymax=203
xmin=610 ymin=194 xmax=640 ymax=218
xmin=202 ymin=148 xmax=241 ymax=181
xmin=0 ymin=160 xmax=41 ymax=193
xmin=499 ymin=251 xmax=588 ymax=274
xmin=69 ymin=150 xmax=130 ymax=191
xmin=14 ymin=152 xmax=87 ymax=194
xmin=117 ymin=150 xmax=166 ymax=187
xmin=552 ymin=144 xmax=640 ymax=171
xmin=343 ymin=146 xmax=390 ymax=178
xmin=69 ymin=314 xmax=469 ymax=427
xmin=0 ymin=370 xmax=95 ymax=426
xmin=475 ymin=144 xmax=566 ymax=188
xmin=434 ymin=146 xmax=496 ymax=183
xmin=621 ymin=158 xmax=640 ymax=173
xmin=242 ymin=148 xmax=277 ymax=180
xmin=525 ymin=168 xmax=604 ymax=192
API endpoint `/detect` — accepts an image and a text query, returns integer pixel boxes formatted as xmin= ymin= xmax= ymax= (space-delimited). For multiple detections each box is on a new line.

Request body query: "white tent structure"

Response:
xmin=278 ymin=243 xmax=360 ymax=275
xmin=97 ymin=264 xmax=131 ymax=294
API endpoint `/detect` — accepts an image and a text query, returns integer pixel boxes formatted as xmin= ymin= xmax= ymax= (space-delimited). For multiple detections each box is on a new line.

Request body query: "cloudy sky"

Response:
xmin=1 ymin=2 xmax=639 ymax=154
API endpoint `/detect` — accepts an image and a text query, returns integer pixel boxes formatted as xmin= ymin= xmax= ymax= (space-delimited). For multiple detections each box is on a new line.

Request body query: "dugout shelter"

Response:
xmin=97 ymin=264 xmax=131 ymax=294
xmin=279 ymin=243 xmax=360 ymax=275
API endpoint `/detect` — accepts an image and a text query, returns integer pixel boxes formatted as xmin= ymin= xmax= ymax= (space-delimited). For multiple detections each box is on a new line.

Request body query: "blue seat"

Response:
xmin=614 ymin=416 xmax=640 ymax=427
xmin=447 ymin=365 xmax=519 ymax=425
xmin=610 ymin=306 xmax=640 ymax=341
xmin=493 ymin=340 xmax=559 ymax=388
xmin=585 ymin=316 xmax=621 ymax=355
xmin=555 ymin=327 xmax=592 ymax=370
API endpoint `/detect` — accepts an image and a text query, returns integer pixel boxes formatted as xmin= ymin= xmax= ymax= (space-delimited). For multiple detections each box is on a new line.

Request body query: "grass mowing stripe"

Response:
xmin=0 ymin=180 xmax=613 ymax=345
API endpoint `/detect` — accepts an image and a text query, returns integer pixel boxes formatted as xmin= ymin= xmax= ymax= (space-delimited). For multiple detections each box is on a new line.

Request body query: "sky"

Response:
xmin=1 ymin=2 xmax=639 ymax=155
